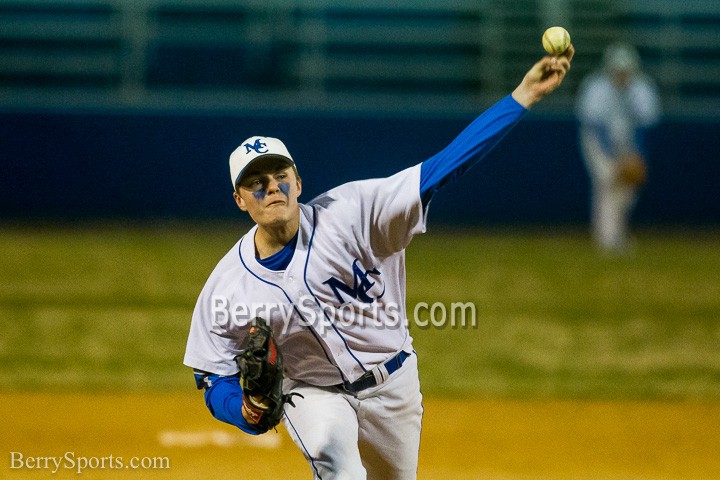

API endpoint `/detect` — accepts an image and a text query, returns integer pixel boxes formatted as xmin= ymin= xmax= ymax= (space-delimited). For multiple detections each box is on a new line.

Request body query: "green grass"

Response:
xmin=1 ymin=223 xmax=719 ymax=399
xmin=407 ymin=228 xmax=720 ymax=399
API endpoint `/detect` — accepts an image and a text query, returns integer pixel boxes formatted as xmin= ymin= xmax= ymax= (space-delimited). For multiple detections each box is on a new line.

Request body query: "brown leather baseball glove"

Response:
xmin=236 ymin=318 xmax=302 ymax=432
xmin=616 ymin=153 xmax=647 ymax=187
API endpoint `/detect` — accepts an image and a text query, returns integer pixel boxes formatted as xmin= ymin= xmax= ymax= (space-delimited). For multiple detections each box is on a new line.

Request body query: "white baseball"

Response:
xmin=542 ymin=26 xmax=571 ymax=56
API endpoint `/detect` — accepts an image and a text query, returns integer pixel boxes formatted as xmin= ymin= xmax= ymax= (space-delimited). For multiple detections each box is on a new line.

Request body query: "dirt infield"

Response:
xmin=2 ymin=393 xmax=719 ymax=479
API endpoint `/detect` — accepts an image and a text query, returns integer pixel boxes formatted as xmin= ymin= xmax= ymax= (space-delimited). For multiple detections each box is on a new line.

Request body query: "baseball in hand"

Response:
xmin=542 ymin=26 xmax=571 ymax=56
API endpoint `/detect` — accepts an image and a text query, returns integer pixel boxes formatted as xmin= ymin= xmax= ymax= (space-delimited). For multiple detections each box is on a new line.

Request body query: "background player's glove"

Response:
xmin=616 ymin=152 xmax=647 ymax=187
xmin=236 ymin=318 xmax=301 ymax=432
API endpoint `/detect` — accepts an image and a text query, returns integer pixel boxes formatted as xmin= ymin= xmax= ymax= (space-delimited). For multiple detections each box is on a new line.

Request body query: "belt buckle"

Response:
xmin=343 ymin=370 xmax=375 ymax=394
xmin=342 ymin=350 xmax=410 ymax=394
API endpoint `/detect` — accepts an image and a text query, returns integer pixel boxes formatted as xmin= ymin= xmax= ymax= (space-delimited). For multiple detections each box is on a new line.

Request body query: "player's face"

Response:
xmin=612 ymin=69 xmax=632 ymax=89
xmin=234 ymin=158 xmax=302 ymax=228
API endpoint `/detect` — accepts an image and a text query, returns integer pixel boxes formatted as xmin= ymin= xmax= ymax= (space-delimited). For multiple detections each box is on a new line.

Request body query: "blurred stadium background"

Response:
xmin=1 ymin=0 xmax=719 ymax=223
xmin=2 ymin=0 xmax=720 ymax=479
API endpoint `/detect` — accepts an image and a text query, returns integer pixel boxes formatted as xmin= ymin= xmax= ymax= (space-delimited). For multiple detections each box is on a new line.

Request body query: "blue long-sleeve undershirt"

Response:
xmin=201 ymin=374 xmax=265 ymax=435
xmin=419 ymin=94 xmax=527 ymax=205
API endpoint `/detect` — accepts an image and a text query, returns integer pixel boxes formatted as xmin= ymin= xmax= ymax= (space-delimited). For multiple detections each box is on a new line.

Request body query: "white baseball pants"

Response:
xmin=580 ymin=131 xmax=639 ymax=252
xmin=281 ymin=352 xmax=423 ymax=480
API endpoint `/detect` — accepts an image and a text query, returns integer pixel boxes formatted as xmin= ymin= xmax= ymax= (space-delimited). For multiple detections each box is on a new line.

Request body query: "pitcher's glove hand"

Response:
xmin=236 ymin=318 xmax=302 ymax=432
xmin=616 ymin=153 xmax=647 ymax=187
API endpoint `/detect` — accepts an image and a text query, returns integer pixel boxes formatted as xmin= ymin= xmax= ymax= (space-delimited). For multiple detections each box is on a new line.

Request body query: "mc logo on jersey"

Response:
xmin=244 ymin=139 xmax=268 ymax=155
xmin=323 ymin=259 xmax=385 ymax=304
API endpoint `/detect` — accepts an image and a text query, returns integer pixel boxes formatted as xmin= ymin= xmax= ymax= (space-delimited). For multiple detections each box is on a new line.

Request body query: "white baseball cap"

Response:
xmin=229 ymin=136 xmax=295 ymax=188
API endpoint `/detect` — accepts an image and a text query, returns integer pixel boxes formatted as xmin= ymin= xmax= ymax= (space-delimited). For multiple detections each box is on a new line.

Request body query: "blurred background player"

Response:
xmin=576 ymin=42 xmax=661 ymax=253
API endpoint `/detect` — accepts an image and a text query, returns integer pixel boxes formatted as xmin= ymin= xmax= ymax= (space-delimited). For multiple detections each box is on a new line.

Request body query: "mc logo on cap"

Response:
xmin=244 ymin=139 xmax=269 ymax=155
xmin=229 ymin=136 xmax=295 ymax=189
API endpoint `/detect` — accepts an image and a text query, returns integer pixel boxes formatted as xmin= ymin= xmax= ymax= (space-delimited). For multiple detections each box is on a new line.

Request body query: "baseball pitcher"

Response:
xmin=184 ymin=46 xmax=574 ymax=479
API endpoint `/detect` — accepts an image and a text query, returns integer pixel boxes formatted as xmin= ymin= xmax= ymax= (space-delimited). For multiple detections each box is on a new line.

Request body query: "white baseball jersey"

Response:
xmin=184 ymin=164 xmax=426 ymax=386
xmin=576 ymin=72 xmax=661 ymax=156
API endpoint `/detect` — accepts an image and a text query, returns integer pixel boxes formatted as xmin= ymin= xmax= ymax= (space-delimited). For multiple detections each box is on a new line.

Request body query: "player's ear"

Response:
xmin=295 ymin=177 xmax=302 ymax=198
xmin=234 ymin=191 xmax=248 ymax=212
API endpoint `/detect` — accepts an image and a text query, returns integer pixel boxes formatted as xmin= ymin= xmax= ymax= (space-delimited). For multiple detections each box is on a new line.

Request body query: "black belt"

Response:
xmin=341 ymin=350 xmax=410 ymax=394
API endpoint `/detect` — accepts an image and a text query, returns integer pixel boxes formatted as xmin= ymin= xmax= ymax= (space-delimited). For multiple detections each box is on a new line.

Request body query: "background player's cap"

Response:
xmin=229 ymin=136 xmax=295 ymax=189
